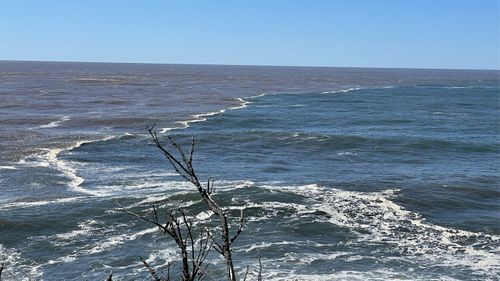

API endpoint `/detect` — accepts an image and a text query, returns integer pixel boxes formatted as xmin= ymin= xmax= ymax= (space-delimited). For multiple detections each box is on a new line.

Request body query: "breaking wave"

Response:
xmin=37 ymin=116 xmax=70 ymax=129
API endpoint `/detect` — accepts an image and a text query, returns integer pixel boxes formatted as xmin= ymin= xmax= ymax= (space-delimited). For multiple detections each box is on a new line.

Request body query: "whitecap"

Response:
xmin=54 ymin=219 xmax=100 ymax=241
xmin=0 ymin=165 xmax=16 ymax=170
xmin=245 ymin=92 xmax=268 ymax=99
xmin=35 ymin=147 xmax=92 ymax=195
xmin=159 ymin=96 xmax=251 ymax=134
xmin=43 ymin=226 xmax=158 ymax=267
xmin=0 ymin=244 xmax=42 ymax=280
xmin=37 ymin=115 xmax=70 ymax=129
xmin=337 ymin=151 xmax=358 ymax=156
xmin=288 ymin=104 xmax=306 ymax=108
xmin=0 ymin=196 xmax=84 ymax=210
xmin=84 ymin=226 xmax=158 ymax=255
xmin=195 ymin=210 xmax=214 ymax=221
xmin=321 ymin=87 xmax=364 ymax=94
xmin=16 ymin=134 xmax=121 ymax=197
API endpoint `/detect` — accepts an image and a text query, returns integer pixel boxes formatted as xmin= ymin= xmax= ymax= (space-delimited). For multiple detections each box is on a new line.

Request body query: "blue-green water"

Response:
xmin=0 ymin=62 xmax=499 ymax=280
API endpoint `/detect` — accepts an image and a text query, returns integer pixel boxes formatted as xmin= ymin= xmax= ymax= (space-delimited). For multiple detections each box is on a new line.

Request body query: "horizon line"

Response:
xmin=1 ymin=59 xmax=499 ymax=72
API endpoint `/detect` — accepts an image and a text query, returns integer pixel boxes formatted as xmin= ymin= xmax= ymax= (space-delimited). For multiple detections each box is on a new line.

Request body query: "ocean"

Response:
xmin=0 ymin=61 xmax=499 ymax=280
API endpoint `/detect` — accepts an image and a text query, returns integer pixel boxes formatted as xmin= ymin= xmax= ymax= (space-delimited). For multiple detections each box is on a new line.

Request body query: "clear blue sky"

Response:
xmin=1 ymin=0 xmax=499 ymax=69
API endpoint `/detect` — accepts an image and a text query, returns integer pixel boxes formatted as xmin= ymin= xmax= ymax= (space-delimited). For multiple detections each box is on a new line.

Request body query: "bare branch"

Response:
xmin=166 ymin=263 xmax=171 ymax=281
xmin=242 ymin=266 xmax=249 ymax=281
xmin=117 ymin=202 xmax=193 ymax=280
xmin=116 ymin=201 xmax=170 ymax=234
xmin=205 ymin=229 xmax=223 ymax=254
xmin=230 ymin=208 xmax=244 ymax=245
xmin=192 ymin=229 xmax=214 ymax=280
xmin=178 ymin=209 xmax=197 ymax=273
xmin=207 ymin=178 xmax=211 ymax=195
xmin=197 ymin=264 xmax=217 ymax=281
xmin=152 ymin=204 xmax=159 ymax=225
xmin=167 ymin=135 xmax=191 ymax=172
xmin=188 ymin=137 xmax=195 ymax=166
xmin=140 ymin=256 xmax=163 ymax=281
xmin=146 ymin=128 xmax=247 ymax=281
xmin=148 ymin=127 xmax=192 ymax=177
xmin=258 ymin=256 xmax=262 ymax=281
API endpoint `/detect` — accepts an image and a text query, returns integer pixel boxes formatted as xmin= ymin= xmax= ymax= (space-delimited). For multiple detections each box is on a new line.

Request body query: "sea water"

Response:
xmin=0 ymin=61 xmax=499 ymax=280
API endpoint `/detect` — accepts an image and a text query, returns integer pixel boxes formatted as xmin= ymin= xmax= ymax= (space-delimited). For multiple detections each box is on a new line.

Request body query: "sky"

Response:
xmin=0 ymin=0 xmax=499 ymax=69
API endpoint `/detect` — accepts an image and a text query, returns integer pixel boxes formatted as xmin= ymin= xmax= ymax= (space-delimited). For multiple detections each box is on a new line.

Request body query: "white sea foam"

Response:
xmin=320 ymin=85 xmax=396 ymax=95
xmin=195 ymin=210 xmax=214 ymax=221
xmin=158 ymin=127 xmax=175 ymax=133
xmin=36 ymin=146 xmax=95 ymax=195
xmin=321 ymin=86 xmax=364 ymax=94
xmin=34 ymin=220 xmax=128 ymax=249
xmin=259 ymin=183 xmax=500 ymax=276
xmin=240 ymin=240 xmax=324 ymax=253
xmin=16 ymin=134 xmax=122 ymax=198
xmin=159 ymin=109 xmax=227 ymax=133
xmin=104 ymin=179 xmax=195 ymax=198
xmin=103 ymin=179 xmax=255 ymax=210
xmin=136 ymin=247 xmax=179 ymax=275
xmin=21 ymin=179 xmax=497 ymax=278
xmin=15 ymin=179 xmax=497 ymax=279
xmin=0 ymin=165 xmax=16 ymax=170
xmin=254 ymin=267 xmax=428 ymax=281
xmin=84 ymin=227 xmax=158 ymax=255
xmin=245 ymin=92 xmax=270 ymax=99
xmin=159 ymin=96 xmax=254 ymax=133
xmin=440 ymin=86 xmax=499 ymax=89
xmin=46 ymin=254 xmax=78 ymax=265
xmin=37 ymin=115 xmax=70 ymax=129
xmin=194 ymin=182 xmax=500 ymax=279
xmin=54 ymin=219 xmax=99 ymax=241
xmin=43 ymin=225 xmax=158 ymax=267
xmin=212 ymin=179 xmax=256 ymax=191
xmin=337 ymin=151 xmax=358 ymax=156
xmin=0 ymin=196 xmax=84 ymax=210
xmin=288 ymin=104 xmax=306 ymax=108
xmin=0 ymin=244 xmax=42 ymax=280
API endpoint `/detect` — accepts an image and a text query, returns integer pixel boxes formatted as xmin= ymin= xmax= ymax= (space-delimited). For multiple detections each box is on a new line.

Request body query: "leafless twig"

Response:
xmin=0 ymin=263 xmax=4 ymax=280
xmin=258 ymin=256 xmax=262 ymax=281
xmin=119 ymin=200 xmax=220 ymax=281
xmin=140 ymin=256 xmax=166 ymax=281
xmin=242 ymin=266 xmax=249 ymax=281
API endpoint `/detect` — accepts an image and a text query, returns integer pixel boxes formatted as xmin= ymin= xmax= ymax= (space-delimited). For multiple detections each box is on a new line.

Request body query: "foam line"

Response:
xmin=44 ymin=226 xmax=158 ymax=266
xmin=159 ymin=96 xmax=255 ymax=133
xmin=0 ymin=165 xmax=16 ymax=170
xmin=321 ymin=86 xmax=364 ymax=94
xmin=16 ymin=134 xmax=120 ymax=197
xmin=0 ymin=197 xmax=85 ymax=210
xmin=37 ymin=115 xmax=70 ymax=129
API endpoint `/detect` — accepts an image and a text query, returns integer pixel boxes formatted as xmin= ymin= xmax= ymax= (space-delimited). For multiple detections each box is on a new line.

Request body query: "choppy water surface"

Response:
xmin=0 ymin=61 xmax=499 ymax=280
